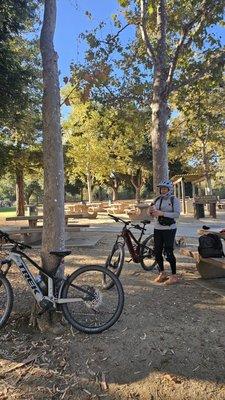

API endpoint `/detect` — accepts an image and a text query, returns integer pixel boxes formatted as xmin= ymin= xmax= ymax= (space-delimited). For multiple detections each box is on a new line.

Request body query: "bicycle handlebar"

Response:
xmin=0 ymin=230 xmax=32 ymax=250
xmin=131 ymin=223 xmax=145 ymax=231
xmin=108 ymin=214 xmax=149 ymax=231
xmin=108 ymin=214 xmax=131 ymax=225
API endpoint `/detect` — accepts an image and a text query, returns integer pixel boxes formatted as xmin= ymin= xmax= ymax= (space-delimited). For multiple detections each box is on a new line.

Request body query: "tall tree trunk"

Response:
xmin=202 ymin=139 xmax=212 ymax=195
xmin=151 ymin=73 xmax=169 ymax=190
xmin=16 ymin=169 xmax=25 ymax=216
xmin=80 ymin=187 xmax=84 ymax=202
xmin=112 ymin=186 xmax=118 ymax=202
xmin=130 ymin=170 xmax=142 ymax=203
xmin=86 ymin=171 xmax=93 ymax=203
xmin=40 ymin=0 xmax=65 ymax=274
xmin=140 ymin=0 xmax=169 ymax=192
xmin=109 ymin=176 xmax=119 ymax=202
xmin=151 ymin=0 xmax=169 ymax=190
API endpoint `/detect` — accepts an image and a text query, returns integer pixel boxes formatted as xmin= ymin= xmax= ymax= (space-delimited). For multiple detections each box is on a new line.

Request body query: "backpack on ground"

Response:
xmin=198 ymin=234 xmax=224 ymax=258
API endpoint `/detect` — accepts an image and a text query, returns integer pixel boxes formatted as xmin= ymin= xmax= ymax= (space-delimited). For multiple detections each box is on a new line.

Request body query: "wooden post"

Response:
xmin=177 ymin=182 xmax=181 ymax=199
xmin=181 ymin=178 xmax=186 ymax=214
xmin=174 ymin=184 xmax=177 ymax=197
xmin=209 ymin=203 xmax=216 ymax=218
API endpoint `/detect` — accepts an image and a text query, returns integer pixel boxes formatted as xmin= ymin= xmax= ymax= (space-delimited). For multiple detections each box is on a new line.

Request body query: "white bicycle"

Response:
xmin=0 ymin=230 xmax=124 ymax=334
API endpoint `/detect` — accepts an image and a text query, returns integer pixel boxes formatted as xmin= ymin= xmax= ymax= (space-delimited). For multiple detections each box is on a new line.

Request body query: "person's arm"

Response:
xmin=164 ymin=197 xmax=180 ymax=219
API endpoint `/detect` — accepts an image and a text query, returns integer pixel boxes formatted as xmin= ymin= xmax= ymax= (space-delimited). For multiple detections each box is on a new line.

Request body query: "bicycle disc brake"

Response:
xmin=82 ymin=286 xmax=103 ymax=309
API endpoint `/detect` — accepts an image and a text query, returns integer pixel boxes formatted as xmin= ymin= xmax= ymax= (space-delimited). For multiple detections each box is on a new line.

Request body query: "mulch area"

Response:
xmin=0 ymin=230 xmax=225 ymax=400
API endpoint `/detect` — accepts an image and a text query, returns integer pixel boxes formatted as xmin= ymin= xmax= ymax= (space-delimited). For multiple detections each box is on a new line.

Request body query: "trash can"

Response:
xmin=27 ymin=204 xmax=37 ymax=216
xmin=194 ymin=203 xmax=205 ymax=219
xmin=209 ymin=202 xmax=216 ymax=218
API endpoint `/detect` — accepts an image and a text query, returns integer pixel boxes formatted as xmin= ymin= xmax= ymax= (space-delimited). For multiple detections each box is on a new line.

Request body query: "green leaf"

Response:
xmin=148 ymin=4 xmax=154 ymax=15
xmin=118 ymin=0 xmax=130 ymax=8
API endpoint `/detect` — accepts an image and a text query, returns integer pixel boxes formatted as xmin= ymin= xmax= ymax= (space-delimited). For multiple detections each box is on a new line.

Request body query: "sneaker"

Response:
xmin=164 ymin=275 xmax=179 ymax=285
xmin=154 ymin=272 xmax=168 ymax=283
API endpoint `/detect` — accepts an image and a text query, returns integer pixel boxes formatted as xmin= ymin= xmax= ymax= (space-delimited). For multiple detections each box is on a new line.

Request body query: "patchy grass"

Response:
xmin=0 ymin=207 xmax=16 ymax=218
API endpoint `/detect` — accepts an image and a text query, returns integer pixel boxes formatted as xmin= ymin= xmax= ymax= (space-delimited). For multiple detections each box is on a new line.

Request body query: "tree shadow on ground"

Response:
xmin=1 ymin=248 xmax=225 ymax=400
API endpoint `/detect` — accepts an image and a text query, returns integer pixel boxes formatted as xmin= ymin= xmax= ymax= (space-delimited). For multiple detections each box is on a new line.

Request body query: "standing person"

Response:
xmin=149 ymin=180 xmax=180 ymax=284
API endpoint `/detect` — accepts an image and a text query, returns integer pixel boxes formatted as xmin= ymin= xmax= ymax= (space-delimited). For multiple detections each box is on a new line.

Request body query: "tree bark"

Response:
xmin=80 ymin=186 xmax=84 ymax=202
xmin=16 ymin=169 xmax=25 ymax=216
xmin=112 ymin=186 xmax=118 ymax=202
xmin=150 ymin=0 xmax=169 ymax=191
xmin=151 ymin=83 xmax=169 ymax=190
xmin=130 ymin=170 xmax=143 ymax=203
xmin=202 ymin=138 xmax=212 ymax=195
xmin=40 ymin=0 xmax=65 ymax=274
xmin=109 ymin=176 xmax=119 ymax=202
xmin=86 ymin=171 xmax=93 ymax=203
xmin=140 ymin=0 xmax=169 ymax=191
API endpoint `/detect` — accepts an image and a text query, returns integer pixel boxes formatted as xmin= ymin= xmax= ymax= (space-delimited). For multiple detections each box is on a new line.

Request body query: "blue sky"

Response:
xmin=55 ymin=0 xmax=124 ymax=84
xmin=54 ymin=0 xmax=225 ymax=87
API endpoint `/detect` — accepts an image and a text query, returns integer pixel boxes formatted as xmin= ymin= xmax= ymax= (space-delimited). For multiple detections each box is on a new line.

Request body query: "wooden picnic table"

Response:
xmin=5 ymin=213 xmax=85 ymax=228
xmin=4 ymin=223 xmax=90 ymax=245
xmin=6 ymin=215 xmax=44 ymax=228
xmin=66 ymin=204 xmax=89 ymax=213
xmin=134 ymin=203 xmax=151 ymax=220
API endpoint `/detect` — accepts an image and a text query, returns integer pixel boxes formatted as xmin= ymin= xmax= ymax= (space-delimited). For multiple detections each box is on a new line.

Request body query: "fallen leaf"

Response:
xmin=164 ymin=373 xmax=182 ymax=384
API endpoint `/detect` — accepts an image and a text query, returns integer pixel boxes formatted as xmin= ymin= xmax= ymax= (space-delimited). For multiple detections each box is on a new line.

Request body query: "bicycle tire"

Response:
xmin=0 ymin=273 xmax=14 ymax=328
xmin=60 ymin=265 xmax=124 ymax=334
xmin=102 ymin=242 xmax=125 ymax=290
xmin=140 ymin=234 xmax=158 ymax=271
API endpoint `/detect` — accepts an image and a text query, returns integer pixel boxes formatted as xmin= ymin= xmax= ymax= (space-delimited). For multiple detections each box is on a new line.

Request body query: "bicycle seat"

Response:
xmin=50 ymin=251 xmax=71 ymax=258
xmin=141 ymin=220 xmax=151 ymax=225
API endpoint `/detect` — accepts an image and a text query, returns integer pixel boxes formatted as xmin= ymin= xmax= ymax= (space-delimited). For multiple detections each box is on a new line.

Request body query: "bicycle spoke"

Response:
xmin=61 ymin=265 xmax=124 ymax=333
xmin=0 ymin=275 xmax=13 ymax=328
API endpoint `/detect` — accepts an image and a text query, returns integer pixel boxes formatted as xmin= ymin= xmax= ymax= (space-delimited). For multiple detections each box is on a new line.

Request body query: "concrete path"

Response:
xmin=87 ymin=210 xmax=225 ymax=239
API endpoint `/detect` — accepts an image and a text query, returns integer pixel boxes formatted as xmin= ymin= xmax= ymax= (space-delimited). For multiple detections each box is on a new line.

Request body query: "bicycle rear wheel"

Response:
xmin=0 ymin=273 xmax=14 ymax=328
xmin=60 ymin=265 xmax=124 ymax=334
xmin=102 ymin=242 xmax=125 ymax=290
xmin=140 ymin=234 xmax=158 ymax=271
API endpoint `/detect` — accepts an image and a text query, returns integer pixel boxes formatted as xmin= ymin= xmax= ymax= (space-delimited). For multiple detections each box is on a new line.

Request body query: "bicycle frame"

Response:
xmin=1 ymin=249 xmax=56 ymax=305
xmin=0 ymin=249 xmax=85 ymax=308
xmin=117 ymin=226 xmax=146 ymax=263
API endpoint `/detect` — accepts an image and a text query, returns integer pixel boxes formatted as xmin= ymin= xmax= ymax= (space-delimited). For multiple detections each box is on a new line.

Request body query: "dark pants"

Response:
xmin=154 ymin=229 xmax=177 ymax=274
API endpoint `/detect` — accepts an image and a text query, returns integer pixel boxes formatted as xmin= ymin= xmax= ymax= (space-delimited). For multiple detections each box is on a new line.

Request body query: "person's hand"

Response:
xmin=151 ymin=210 xmax=164 ymax=217
xmin=149 ymin=205 xmax=155 ymax=216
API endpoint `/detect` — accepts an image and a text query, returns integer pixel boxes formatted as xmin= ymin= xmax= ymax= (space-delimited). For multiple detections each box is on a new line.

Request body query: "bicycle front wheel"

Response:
xmin=0 ymin=273 xmax=14 ymax=328
xmin=103 ymin=242 xmax=125 ymax=290
xmin=60 ymin=265 xmax=124 ymax=334
xmin=140 ymin=234 xmax=158 ymax=271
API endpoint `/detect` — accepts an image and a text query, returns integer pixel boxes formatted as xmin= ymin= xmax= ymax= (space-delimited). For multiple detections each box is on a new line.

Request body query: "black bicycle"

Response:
xmin=0 ymin=230 xmax=124 ymax=334
xmin=103 ymin=214 xmax=158 ymax=289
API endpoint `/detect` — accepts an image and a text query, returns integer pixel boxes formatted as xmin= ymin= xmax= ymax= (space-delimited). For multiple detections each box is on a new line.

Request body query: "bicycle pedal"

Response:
xmin=126 ymin=258 xmax=133 ymax=263
xmin=37 ymin=308 xmax=48 ymax=317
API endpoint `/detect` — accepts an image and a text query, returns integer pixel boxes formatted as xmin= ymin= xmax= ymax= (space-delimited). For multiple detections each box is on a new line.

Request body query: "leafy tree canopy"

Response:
xmin=0 ymin=0 xmax=41 ymax=125
xmin=169 ymin=79 xmax=225 ymax=177
xmin=62 ymin=85 xmax=151 ymax=185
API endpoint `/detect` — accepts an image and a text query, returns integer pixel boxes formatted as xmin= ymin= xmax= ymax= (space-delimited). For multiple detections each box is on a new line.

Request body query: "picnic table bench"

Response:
xmin=3 ymin=224 xmax=90 ymax=245
xmin=218 ymin=200 xmax=225 ymax=210
xmin=124 ymin=203 xmax=151 ymax=220
xmin=180 ymin=229 xmax=225 ymax=279
xmin=5 ymin=215 xmax=44 ymax=228
xmin=134 ymin=203 xmax=151 ymax=220
xmin=5 ymin=213 xmax=94 ymax=228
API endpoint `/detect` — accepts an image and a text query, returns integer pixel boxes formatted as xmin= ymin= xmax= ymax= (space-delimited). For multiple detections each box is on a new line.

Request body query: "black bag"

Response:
xmin=158 ymin=216 xmax=175 ymax=226
xmin=155 ymin=196 xmax=175 ymax=226
xmin=198 ymin=234 xmax=224 ymax=258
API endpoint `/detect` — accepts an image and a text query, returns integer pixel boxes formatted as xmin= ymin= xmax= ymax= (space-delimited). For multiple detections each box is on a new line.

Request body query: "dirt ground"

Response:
xmin=0 ymin=227 xmax=225 ymax=400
